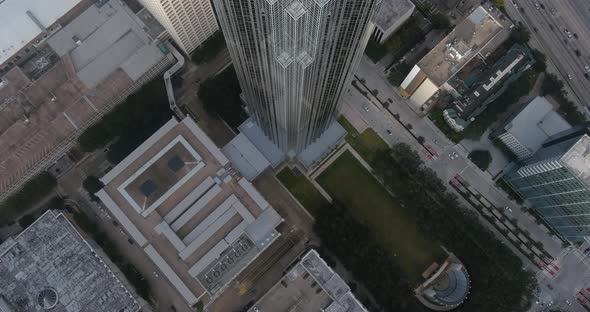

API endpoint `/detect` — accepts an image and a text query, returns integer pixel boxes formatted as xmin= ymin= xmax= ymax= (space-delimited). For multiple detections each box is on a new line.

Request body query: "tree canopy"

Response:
xmin=198 ymin=66 xmax=247 ymax=129
xmin=468 ymin=150 xmax=493 ymax=171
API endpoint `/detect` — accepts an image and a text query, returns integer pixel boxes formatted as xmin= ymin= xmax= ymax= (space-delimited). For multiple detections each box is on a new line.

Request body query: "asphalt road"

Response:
xmin=353 ymin=56 xmax=563 ymax=253
xmin=507 ymin=0 xmax=590 ymax=114
xmin=349 ymin=55 xmax=590 ymax=311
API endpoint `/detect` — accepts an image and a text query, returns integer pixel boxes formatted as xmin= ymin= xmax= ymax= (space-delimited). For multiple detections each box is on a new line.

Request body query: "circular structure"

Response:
xmin=425 ymin=265 xmax=470 ymax=308
xmin=37 ymin=287 xmax=59 ymax=310
xmin=415 ymin=255 xmax=471 ymax=311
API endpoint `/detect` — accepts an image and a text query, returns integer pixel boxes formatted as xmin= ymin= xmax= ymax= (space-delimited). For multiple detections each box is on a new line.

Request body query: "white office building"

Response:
xmin=137 ymin=0 xmax=218 ymax=54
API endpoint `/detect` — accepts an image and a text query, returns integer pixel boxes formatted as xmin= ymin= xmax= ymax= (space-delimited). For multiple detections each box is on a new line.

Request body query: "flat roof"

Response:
xmin=373 ymin=0 xmax=415 ymax=31
xmin=417 ymin=6 xmax=504 ymax=86
xmin=222 ymin=133 xmax=271 ymax=181
xmin=504 ymin=97 xmax=571 ymax=154
xmin=47 ymin=0 xmax=164 ymax=87
xmin=0 ymin=0 xmax=82 ymax=66
xmin=97 ymin=117 xmax=282 ymax=305
xmin=251 ymin=250 xmax=368 ymax=312
xmin=560 ymin=134 xmax=590 ymax=187
xmin=0 ymin=210 xmax=139 ymax=312
xmin=0 ymin=0 xmax=169 ymax=196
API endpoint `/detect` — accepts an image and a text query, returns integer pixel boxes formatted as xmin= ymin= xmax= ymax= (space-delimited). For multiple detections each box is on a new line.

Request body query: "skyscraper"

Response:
xmin=138 ymin=0 xmax=218 ymax=54
xmin=213 ymin=0 xmax=381 ymax=154
xmin=504 ymin=134 xmax=590 ymax=241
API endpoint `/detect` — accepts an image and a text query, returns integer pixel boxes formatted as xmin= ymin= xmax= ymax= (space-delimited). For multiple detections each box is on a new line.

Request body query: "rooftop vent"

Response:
xmin=37 ymin=288 xmax=58 ymax=310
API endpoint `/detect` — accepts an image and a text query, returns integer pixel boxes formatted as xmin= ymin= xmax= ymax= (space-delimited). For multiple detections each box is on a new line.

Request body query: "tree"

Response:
xmin=531 ymin=49 xmax=547 ymax=73
xmin=430 ymin=14 xmax=451 ymax=30
xmin=493 ymin=0 xmax=506 ymax=12
xmin=388 ymin=62 xmax=412 ymax=86
xmin=468 ymin=150 xmax=493 ymax=171
xmin=83 ymin=176 xmax=104 ymax=201
xmin=18 ymin=214 xmax=35 ymax=228
xmin=191 ymin=31 xmax=226 ymax=64
xmin=417 ymin=136 xmax=425 ymax=144
xmin=198 ymin=66 xmax=247 ymax=129
xmin=541 ymin=74 xmax=564 ymax=96
xmin=511 ymin=25 xmax=531 ymax=44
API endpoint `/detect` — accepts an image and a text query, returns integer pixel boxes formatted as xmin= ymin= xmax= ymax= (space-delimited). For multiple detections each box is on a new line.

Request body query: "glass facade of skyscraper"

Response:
xmin=212 ymin=0 xmax=381 ymax=154
xmin=504 ymin=135 xmax=590 ymax=241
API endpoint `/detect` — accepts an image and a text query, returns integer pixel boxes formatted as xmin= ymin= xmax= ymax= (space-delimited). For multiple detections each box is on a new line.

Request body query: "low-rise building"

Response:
xmin=249 ymin=249 xmax=368 ymax=312
xmin=491 ymin=97 xmax=571 ymax=160
xmin=442 ymin=44 xmax=533 ymax=132
xmin=0 ymin=210 xmax=140 ymax=312
xmin=97 ymin=116 xmax=283 ymax=308
xmin=399 ymin=6 xmax=511 ymax=114
xmin=0 ymin=0 xmax=173 ymax=201
xmin=371 ymin=0 xmax=415 ymax=44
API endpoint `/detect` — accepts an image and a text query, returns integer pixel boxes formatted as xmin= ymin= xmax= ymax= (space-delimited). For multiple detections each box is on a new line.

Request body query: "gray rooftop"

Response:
xmin=47 ymin=0 xmax=164 ymax=87
xmin=0 ymin=210 xmax=139 ymax=312
xmin=238 ymin=118 xmax=286 ymax=168
xmin=417 ymin=6 xmax=504 ymax=86
xmin=251 ymin=250 xmax=368 ymax=312
xmin=561 ymin=134 xmax=590 ymax=187
xmin=503 ymin=97 xmax=571 ymax=152
xmin=373 ymin=0 xmax=415 ymax=31
xmin=297 ymin=121 xmax=346 ymax=169
xmin=222 ymin=133 xmax=271 ymax=181
xmin=0 ymin=0 xmax=82 ymax=65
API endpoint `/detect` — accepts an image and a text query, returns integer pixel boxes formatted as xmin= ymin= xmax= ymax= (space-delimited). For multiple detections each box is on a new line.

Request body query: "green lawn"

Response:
xmin=277 ymin=168 xmax=328 ymax=217
xmin=317 ymin=151 xmax=442 ymax=280
xmin=338 ymin=116 xmax=388 ymax=164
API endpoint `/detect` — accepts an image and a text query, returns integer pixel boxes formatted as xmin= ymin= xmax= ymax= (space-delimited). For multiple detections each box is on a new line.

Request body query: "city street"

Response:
xmin=350 ymin=56 xmax=563 ymax=256
xmin=507 ymin=0 xmax=590 ymax=114
xmin=347 ymin=55 xmax=590 ymax=311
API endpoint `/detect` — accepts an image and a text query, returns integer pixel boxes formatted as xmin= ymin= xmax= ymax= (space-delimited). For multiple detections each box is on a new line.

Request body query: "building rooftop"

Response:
xmin=250 ymin=250 xmax=368 ymax=312
xmin=0 ymin=0 xmax=169 ymax=196
xmin=0 ymin=0 xmax=83 ymax=66
xmin=373 ymin=0 xmax=415 ymax=32
xmin=417 ymin=6 xmax=504 ymax=87
xmin=0 ymin=210 xmax=139 ymax=312
xmin=97 ymin=117 xmax=282 ymax=306
xmin=502 ymin=97 xmax=571 ymax=153
xmin=47 ymin=0 xmax=164 ymax=87
xmin=560 ymin=134 xmax=590 ymax=187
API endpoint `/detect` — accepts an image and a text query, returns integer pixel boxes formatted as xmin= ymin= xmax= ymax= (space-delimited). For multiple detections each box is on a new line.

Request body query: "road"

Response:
xmin=351 ymin=55 xmax=563 ymax=254
xmin=507 ymin=0 xmax=590 ymax=114
xmin=348 ymin=55 xmax=590 ymax=311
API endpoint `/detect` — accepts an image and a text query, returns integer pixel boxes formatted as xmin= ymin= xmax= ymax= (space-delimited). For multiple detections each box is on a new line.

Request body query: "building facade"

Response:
xmin=504 ymin=135 xmax=590 ymax=241
xmin=212 ymin=0 xmax=381 ymax=154
xmin=371 ymin=0 xmax=415 ymax=44
xmin=137 ymin=0 xmax=218 ymax=54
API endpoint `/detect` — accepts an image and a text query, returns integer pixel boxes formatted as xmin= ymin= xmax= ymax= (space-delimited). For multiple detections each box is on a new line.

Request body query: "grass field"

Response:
xmin=317 ymin=151 xmax=442 ymax=280
xmin=338 ymin=116 xmax=388 ymax=164
xmin=277 ymin=168 xmax=328 ymax=217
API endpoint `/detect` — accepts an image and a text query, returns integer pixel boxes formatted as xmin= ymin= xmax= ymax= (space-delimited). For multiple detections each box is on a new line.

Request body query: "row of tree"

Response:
xmin=198 ymin=66 xmax=248 ymax=129
xmin=315 ymin=143 xmax=536 ymax=312
xmin=0 ymin=172 xmax=57 ymax=225
xmin=77 ymin=78 xmax=172 ymax=163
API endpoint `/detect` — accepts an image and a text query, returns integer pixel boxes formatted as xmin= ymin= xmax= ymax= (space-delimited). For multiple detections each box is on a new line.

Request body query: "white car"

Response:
xmin=505 ymin=206 xmax=513 ymax=213
xmin=585 ymin=65 xmax=590 ymax=73
xmin=568 ymin=74 xmax=573 ymax=80
xmin=362 ymin=105 xmax=369 ymax=112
